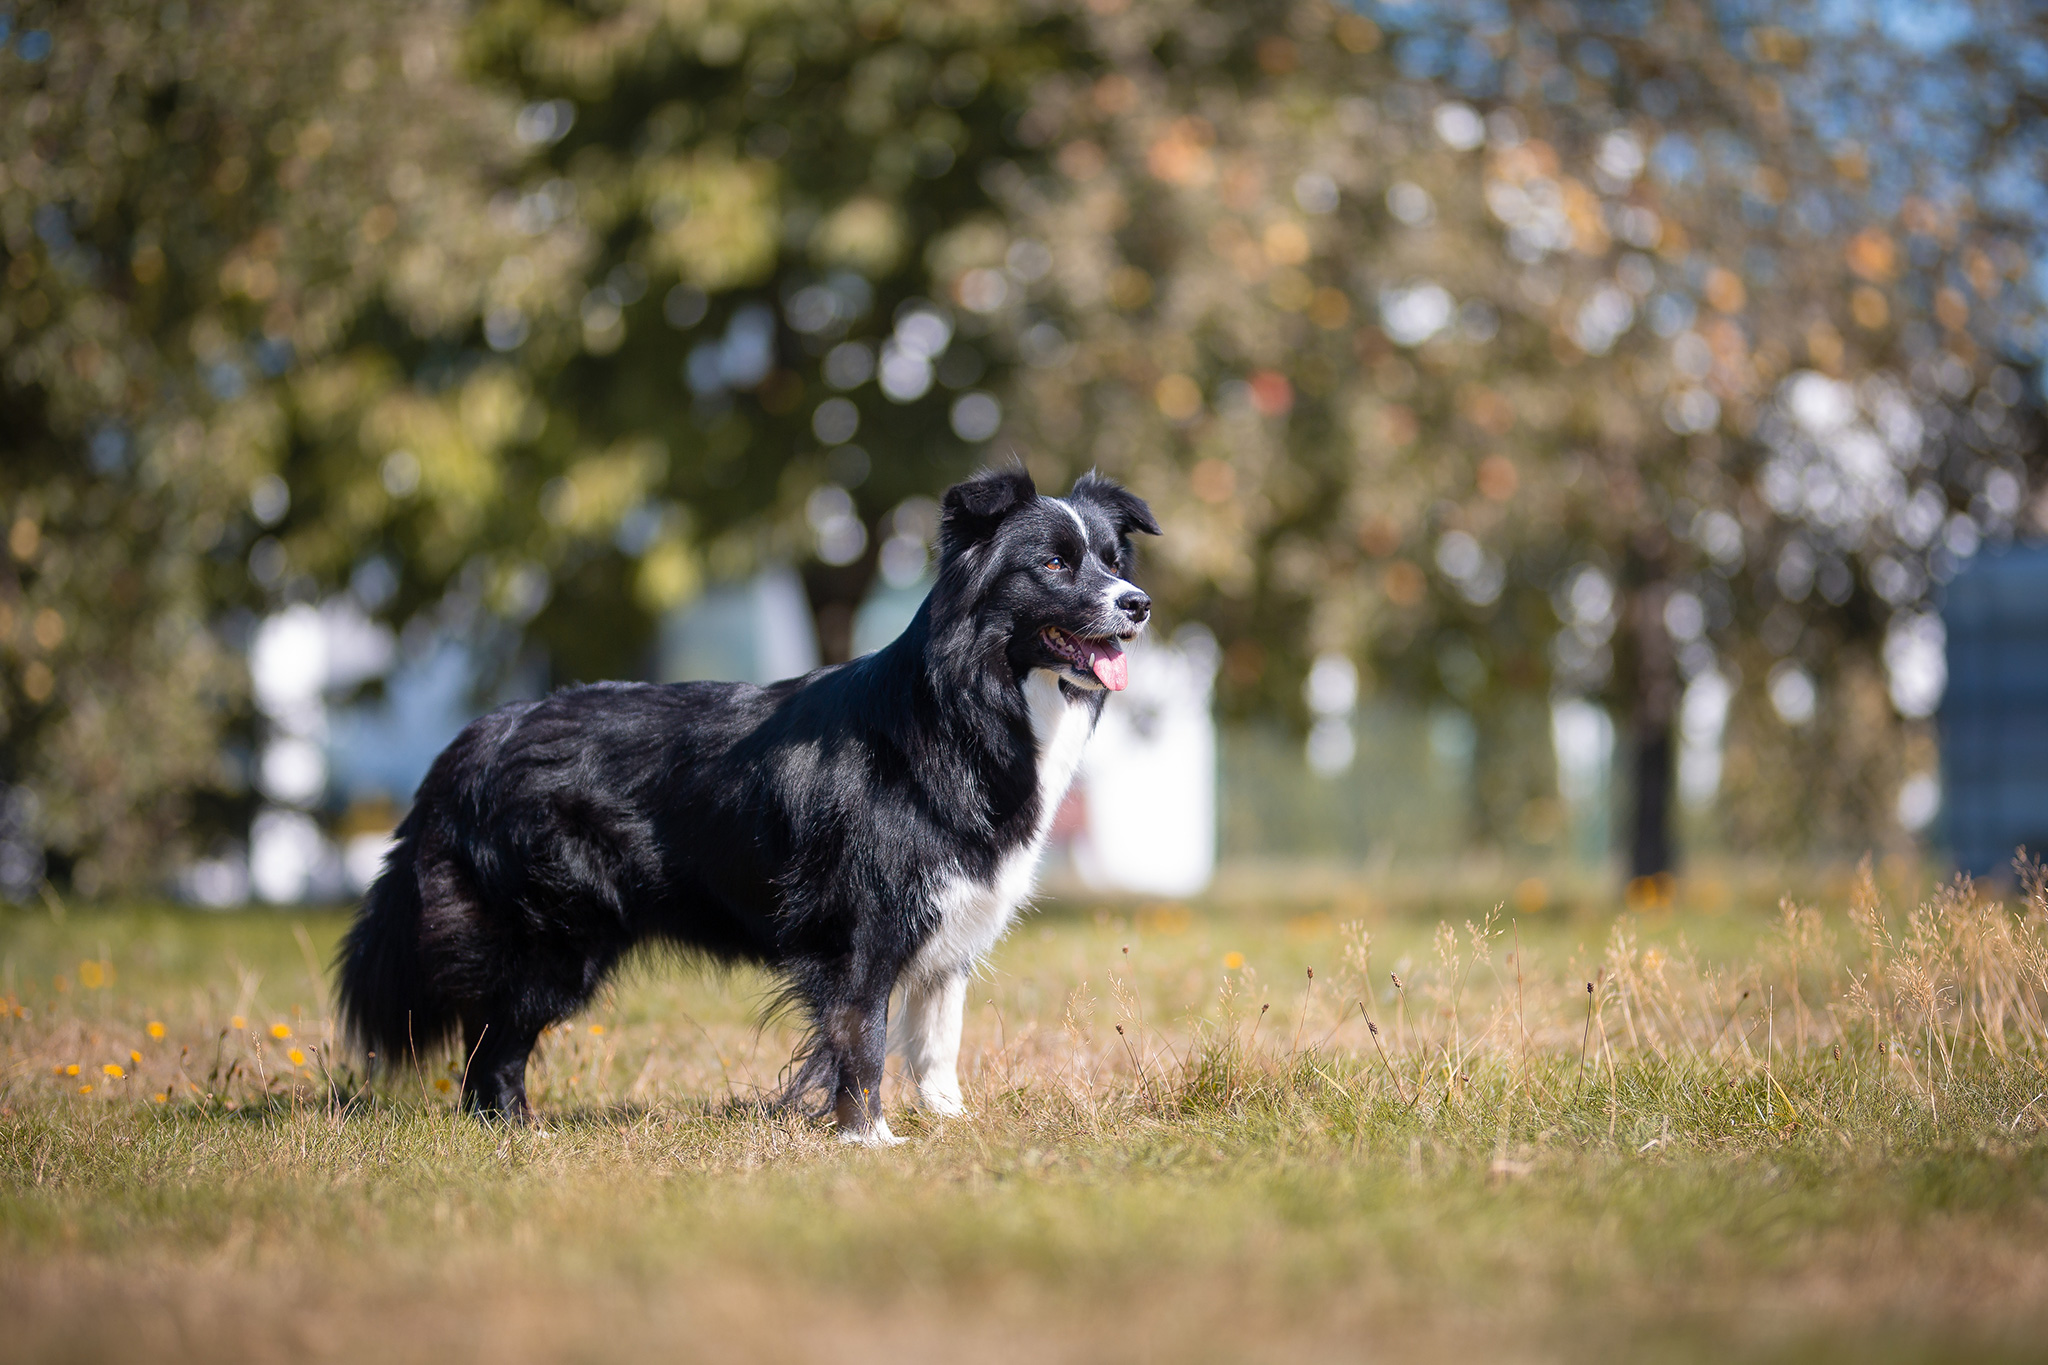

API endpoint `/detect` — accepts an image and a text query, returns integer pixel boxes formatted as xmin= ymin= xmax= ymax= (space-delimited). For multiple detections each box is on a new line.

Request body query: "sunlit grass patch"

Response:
xmin=3 ymin=864 xmax=2048 ymax=1363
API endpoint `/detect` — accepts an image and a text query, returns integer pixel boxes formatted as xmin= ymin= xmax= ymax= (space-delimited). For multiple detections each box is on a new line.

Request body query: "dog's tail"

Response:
xmin=334 ymin=817 xmax=458 ymax=1067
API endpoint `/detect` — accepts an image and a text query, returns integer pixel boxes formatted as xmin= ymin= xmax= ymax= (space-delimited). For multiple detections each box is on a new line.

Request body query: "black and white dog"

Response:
xmin=335 ymin=467 xmax=1158 ymax=1143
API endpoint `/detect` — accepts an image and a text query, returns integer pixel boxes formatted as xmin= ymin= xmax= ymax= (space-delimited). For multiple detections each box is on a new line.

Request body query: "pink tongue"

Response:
xmin=1091 ymin=647 xmax=1129 ymax=692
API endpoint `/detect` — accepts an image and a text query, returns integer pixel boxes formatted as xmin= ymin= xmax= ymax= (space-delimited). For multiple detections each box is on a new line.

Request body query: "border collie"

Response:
xmin=335 ymin=468 xmax=1158 ymax=1144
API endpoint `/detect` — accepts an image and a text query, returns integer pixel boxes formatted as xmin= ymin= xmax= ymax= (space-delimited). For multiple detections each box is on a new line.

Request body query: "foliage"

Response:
xmin=4 ymin=0 xmax=2048 ymax=890
xmin=463 ymin=0 xmax=1091 ymax=661
xmin=0 ymin=0 xmax=561 ymax=892
xmin=982 ymin=0 xmax=2048 ymax=862
xmin=0 ymin=1 xmax=593 ymax=892
xmin=454 ymin=0 xmax=2048 ymax=867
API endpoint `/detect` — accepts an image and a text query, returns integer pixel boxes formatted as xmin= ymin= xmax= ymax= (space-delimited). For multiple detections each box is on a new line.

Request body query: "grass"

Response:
xmin=5 ymin=862 xmax=2048 ymax=1363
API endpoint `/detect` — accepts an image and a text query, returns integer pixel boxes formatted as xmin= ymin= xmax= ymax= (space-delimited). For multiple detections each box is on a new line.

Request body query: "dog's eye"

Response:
xmin=1043 ymin=555 xmax=1067 ymax=571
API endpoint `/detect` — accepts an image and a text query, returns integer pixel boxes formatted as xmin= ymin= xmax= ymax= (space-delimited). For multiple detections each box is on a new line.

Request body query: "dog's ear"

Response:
xmin=939 ymin=466 xmax=1037 ymax=558
xmin=1069 ymin=471 xmax=1161 ymax=539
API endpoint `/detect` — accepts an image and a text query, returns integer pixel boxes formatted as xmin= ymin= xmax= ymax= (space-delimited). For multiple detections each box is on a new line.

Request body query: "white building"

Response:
xmin=1066 ymin=629 xmax=1219 ymax=897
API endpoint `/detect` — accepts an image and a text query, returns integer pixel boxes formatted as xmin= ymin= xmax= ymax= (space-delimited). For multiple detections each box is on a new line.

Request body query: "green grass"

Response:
xmin=4 ymin=873 xmax=2048 ymax=1363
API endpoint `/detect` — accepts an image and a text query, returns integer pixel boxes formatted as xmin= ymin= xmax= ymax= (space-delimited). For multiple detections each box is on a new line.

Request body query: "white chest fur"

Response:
xmin=909 ymin=669 xmax=1094 ymax=982
xmin=1021 ymin=667 xmax=1095 ymax=821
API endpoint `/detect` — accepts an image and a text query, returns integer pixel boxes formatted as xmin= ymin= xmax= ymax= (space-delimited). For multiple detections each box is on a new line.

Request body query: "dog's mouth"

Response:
xmin=1040 ymin=626 xmax=1131 ymax=692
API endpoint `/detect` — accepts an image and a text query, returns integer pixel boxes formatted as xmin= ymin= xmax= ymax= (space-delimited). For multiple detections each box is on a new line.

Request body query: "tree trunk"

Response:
xmin=800 ymin=526 xmax=881 ymax=665
xmin=1622 ymin=576 xmax=1680 ymax=881
xmin=1627 ymin=702 xmax=1676 ymax=879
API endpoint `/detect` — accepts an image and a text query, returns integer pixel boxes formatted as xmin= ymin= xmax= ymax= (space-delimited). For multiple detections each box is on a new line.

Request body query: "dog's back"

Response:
xmin=338 ymin=679 xmax=786 ymax=1071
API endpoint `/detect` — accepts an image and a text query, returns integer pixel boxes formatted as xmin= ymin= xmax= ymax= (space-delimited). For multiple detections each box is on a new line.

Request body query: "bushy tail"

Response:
xmin=334 ymin=825 xmax=458 ymax=1067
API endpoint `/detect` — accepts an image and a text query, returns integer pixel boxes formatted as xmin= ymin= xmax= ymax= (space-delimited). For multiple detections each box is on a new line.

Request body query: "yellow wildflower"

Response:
xmin=78 ymin=960 xmax=105 ymax=989
xmin=147 ymin=1021 xmax=165 ymax=1039
xmin=79 ymin=1084 xmax=92 ymax=1094
xmin=270 ymin=1023 xmax=291 ymax=1039
xmin=287 ymin=1048 xmax=306 ymax=1067
xmin=1223 ymin=951 xmax=1246 ymax=970
xmin=153 ymin=1093 xmax=169 ymax=1104
xmin=64 ymin=1063 xmax=79 ymax=1076
xmin=229 ymin=1015 xmax=246 ymax=1030
xmin=103 ymin=1063 xmax=125 ymax=1079
xmin=434 ymin=1077 xmax=453 ymax=1093
xmin=589 ymin=1024 xmax=605 ymax=1036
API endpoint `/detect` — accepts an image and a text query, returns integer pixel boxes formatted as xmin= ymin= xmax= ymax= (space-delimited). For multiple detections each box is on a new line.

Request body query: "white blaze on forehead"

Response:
xmin=1051 ymin=497 xmax=1089 ymax=545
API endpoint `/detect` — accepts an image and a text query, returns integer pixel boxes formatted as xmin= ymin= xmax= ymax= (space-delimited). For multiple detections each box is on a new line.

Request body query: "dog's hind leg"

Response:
xmin=825 ymin=983 xmax=904 ymax=1146
xmin=890 ymin=970 xmax=970 ymax=1117
xmin=460 ymin=1012 xmax=543 ymax=1123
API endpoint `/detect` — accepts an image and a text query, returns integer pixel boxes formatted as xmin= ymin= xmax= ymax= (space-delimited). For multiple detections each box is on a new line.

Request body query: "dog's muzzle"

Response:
xmin=1041 ymin=626 xmax=1131 ymax=691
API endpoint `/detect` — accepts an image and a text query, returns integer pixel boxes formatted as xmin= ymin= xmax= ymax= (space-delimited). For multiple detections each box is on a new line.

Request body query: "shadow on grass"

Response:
xmin=151 ymin=1076 xmax=835 ymax=1138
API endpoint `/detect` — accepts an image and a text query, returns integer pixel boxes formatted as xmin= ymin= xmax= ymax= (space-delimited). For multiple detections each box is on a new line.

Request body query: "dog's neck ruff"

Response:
xmin=1020 ymin=668 xmax=1094 ymax=826
xmin=907 ymin=668 xmax=1094 ymax=984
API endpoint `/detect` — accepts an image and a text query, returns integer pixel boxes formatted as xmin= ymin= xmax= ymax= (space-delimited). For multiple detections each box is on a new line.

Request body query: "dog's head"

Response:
xmin=934 ymin=468 xmax=1161 ymax=692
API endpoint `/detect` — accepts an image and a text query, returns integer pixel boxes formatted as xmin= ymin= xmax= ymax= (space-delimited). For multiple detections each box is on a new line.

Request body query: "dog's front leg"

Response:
xmin=829 ymin=989 xmax=903 ymax=1146
xmin=890 ymin=971 xmax=969 ymax=1117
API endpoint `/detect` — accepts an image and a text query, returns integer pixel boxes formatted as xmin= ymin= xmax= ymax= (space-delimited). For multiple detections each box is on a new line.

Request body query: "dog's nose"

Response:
xmin=1117 ymin=590 xmax=1151 ymax=624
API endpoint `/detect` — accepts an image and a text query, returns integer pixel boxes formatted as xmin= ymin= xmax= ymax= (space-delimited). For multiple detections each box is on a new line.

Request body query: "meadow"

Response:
xmin=5 ymin=862 xmax=2048 ymax=1363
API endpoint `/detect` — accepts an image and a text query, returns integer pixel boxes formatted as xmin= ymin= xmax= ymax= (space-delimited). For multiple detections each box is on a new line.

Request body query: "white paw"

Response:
xmin=838 ymin=1117 xmax=907 ymax=1147
xmin=919 ymin=1086 xmax=970 ymax=1119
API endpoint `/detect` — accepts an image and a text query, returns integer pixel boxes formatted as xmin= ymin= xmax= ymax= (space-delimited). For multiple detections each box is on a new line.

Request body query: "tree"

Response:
xmin=975 ymin=0 xmax=2048 ymax=875
xmin=0 ymin=0 xmax=586 ymax=893
xmin=465 ymin=0 xmax=1087 ymax=665
xmin=7 ymin=0 xmax=2044 ymax=895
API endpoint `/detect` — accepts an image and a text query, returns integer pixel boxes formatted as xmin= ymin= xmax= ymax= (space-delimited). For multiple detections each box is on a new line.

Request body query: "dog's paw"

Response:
xmin=918 ymin=1088 xmax=971 ymax=1119
xmin=838 ymin=1117 xmax=908 ymax=1147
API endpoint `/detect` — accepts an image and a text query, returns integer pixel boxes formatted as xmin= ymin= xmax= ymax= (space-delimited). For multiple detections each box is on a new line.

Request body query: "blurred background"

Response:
xmin=3 ymin=0 xmax=2046 ymax=910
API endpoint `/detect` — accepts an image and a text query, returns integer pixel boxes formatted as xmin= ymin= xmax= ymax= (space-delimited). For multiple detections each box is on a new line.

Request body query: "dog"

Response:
xmin=335 ymin=467 xmax=1159 ymax=1143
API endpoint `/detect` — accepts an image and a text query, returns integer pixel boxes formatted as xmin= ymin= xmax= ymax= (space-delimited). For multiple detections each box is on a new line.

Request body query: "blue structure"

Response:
xmin=1942 ymin=544 xmax=2048 ymax=877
